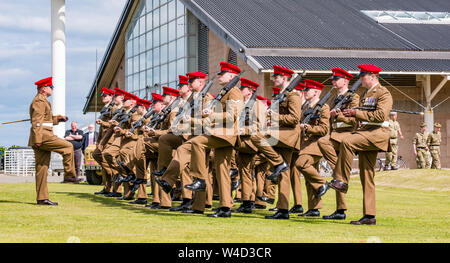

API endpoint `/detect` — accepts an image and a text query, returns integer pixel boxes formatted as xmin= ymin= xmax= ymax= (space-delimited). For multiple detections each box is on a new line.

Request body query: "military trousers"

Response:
xmin=416 ymin=148 xmax=428 ymax=169
xmin=385 ymin=142 xmax=398 ymax=167
xmin=92 ymin=146 xmax=113 ymax=192
xmin=430 ymin=146 xmax=441 ymax=169
xmin=254 ymin=154 xmax=276 ymax=206
xmin=290 ymin=151 xmax=303 ymax=207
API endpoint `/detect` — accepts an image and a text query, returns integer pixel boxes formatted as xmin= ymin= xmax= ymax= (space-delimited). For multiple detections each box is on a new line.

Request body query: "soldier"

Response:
xmin=29 ymin=77 xmax=75 ymax=205
xmin=92 ymin=87 xmax=117 ymax=195
xmin=296 ymin=79 xmax=330 ymax=218
xmin=180 ymin=62 xmax=244 ymax=218
xmin=327 ymin=64 xmax=393 ymax=225
xmin=317 ymin=68 xmax=358 ymax=220
xmin=413 ymin=122 xmax=429 ymax=169
xmin=427 ymin=123 xmax=442 ymax=169
xmin=385 ymin=111 xmax=404 ymax=170
xmin=251 ymin=65 xmax=302 ymax=220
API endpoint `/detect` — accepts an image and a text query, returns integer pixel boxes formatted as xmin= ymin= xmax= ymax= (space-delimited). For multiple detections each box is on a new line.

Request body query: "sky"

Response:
xmin=0 ymin=0 xmax=128 ymax=147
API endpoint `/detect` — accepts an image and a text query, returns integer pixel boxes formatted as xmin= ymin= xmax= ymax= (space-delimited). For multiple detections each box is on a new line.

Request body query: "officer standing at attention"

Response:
xmin=413 ymin=123 xmax=429 ymax=169
xmin=29 ymin=77 xmax=76 ymax=205
xmin=327 ymin=64 xmax=393 ymax=225
xmin=385 ymin=111 xmax=403 ymax=170
xmin=427 ymin=123 xmax=442 ymax=169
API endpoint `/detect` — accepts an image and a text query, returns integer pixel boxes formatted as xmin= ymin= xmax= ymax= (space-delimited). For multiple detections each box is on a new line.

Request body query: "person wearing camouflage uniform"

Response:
xmin=385 ymin=112 xmax=403 ymax=170
xmin=413 ymin=122 xmax=429 ymax=169
xmin=427 ymin=123 xmax=441 ymax=169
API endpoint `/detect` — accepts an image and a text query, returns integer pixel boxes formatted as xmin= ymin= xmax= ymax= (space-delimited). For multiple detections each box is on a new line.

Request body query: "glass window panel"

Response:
xmin=153 ymin=0 xmax=159 ymax=9
xmin=126 ymin=40 xmax=132 ymax=58
xmin=161 ymin=44 xmax=168 ymax=64
xmin=146 ymin=0 xmax=153 ymax=11
xmin=153 ymin=8 xmax=160 ymax=27
xmin=169 ymin=81 xmax=176 ymax=88
xmin=160 ymin=24 xmax=168 ymax=44
xmin=177 ymin=17 xmax=185 ymax=37
xmin=133 ymin=56 xmax=139 ymax=74
xmin=168 ymin=20 xmax=176 ymax=41
xmin=168 ymin=41 xmax=176 ymax=61
xmin=153 ymin=67 xmax=160 ymax=84
xmin=147 ymin=70 xmax=153 ymax=86
xmin=177 ymin=37 xmax=185 ymax=59
xmin=177 ymin=0 xmax=185 ymax=17
xmin=140 ymin=53 xmax=146 ymax=70
xmin=169 ymin=61 xmax=176 ymax=82
xmin=133 ymin=20 xmax=139 ymax=37
xmin=160 ymin=4 xmax=167 ymax=25
xmin=127 ymin=76 xmax=132 ymax=91
xmin=140 ymin=34 xmax=146 ymax=53
xmin=161 ymin=0 xmax=168 ymax=5
xmin=153 ymin=47 xmax=160 ymax=66
xmin=133 ymin=38 xmax=139 ymax=56
xmin=161 ymin=64 xmax=168 ymax=84
xmin=146 ymin=51 xmax=153 ymax=69
xmin=146 ymin=32 xmax=152 ymax=50
xmin=153 ymin=28 xmax=160 ymax=47
xmin=127 ymin=58 xmax=133 ymax=75
xmin=188 ymin=36 xmax=197 ymax=57
xmin=140 ymin=71 xmax=146 ymax=90
xmin=177 ymin=58 xmax=185 ymax=76
xmin=133 ymin=74 xmax=139 ymax=92
xmin=168 ymin=1 xmax=176 ymax=21
xmin=139 ymin=16 xmax=146 ymax=35
xmin=146 ymin=12 xmax=152 ymax=31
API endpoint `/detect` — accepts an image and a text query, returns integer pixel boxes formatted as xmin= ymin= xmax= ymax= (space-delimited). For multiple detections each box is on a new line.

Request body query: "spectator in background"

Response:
xmin=65 ymin=121 xmax=84 ymax=182
xmin=82 ymin=124 xmax=98 ymax=154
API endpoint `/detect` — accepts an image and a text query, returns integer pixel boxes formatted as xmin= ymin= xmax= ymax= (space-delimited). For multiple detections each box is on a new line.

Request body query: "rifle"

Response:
xmin=1 ymin=119 xmax=30 ymax=125
xmin=110 ymin=107 xmax=126 ymax=122
xmin=203 ymin=71 xmax=244 ymax=113
xmin=238 ymin=92 xmax=258 ymax=129
xmin=302 ymin=88 xmax=334 ymax=125
xmin=332 ymin=79 xmax=362 ymax=112
xmin=148 ymin=96 xmax=182 ymax=129
xmin=171 ymin=76 xmax=216 ymax=129
xmin=268 ymin=73 xmax=305 ymax=112
xmin=117 ymin=105 xmax=139 ymax=128
xmin=98 ymin=101 xmax=116 ymax=120
xmin=129 ymin=104 xmax=155 ymax=134
xmin=353 ymin=106 xmax=424 ymax=115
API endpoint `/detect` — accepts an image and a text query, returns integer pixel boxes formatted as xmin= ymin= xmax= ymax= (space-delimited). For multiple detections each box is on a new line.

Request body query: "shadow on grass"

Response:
xmin=0 ymin=200 xmax=37 ymax=206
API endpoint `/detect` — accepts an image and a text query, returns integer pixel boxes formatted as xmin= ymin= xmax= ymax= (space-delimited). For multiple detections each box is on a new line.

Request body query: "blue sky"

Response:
xmin=0 ymin=0 xmax=127 ymax=147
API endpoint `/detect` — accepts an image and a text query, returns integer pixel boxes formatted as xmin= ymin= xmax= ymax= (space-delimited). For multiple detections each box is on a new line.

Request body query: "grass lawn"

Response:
xmin=0 ymin=169 xmax=449 ymax=243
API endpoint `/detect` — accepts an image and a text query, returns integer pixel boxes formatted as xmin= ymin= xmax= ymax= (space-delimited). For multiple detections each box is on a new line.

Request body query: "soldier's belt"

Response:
xmin=431 ymin=145 xmax=440 ymax=147
xmin=416 ymin=147 xmax=426 ymax=149
xmin=333 ymin=122 xmax=353 ymax=129
xmin=360 ymin=121 xmax=389 ymax=127
xmin=36 ymin=122 xmax=53 ymax=127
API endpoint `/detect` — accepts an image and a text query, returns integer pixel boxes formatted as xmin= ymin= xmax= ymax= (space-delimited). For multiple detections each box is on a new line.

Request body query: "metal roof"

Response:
xmin=253 ymin=56 xmax=450 ymax=74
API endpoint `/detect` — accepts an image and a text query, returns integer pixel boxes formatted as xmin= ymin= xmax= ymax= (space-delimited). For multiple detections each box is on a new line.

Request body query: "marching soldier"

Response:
xmin=385 ymin=111 xmax=404 ymax=170
xmin=327 ymin=64 xmax=393 ymax=225
xmin=93 ymin=87 xmax=117 ymax=195
xmin=427 ymin=123 xmax=442 ymax=169
xmin=29 ymin=77 xmax=75 ymax=205
xmin=180 ymin=62 xmax=244 ymax=218
xmin=317 ymin=68 xmax=358 ymax=220
xmin=251 ymin=65 xmax=302 ymax=220
xmin=296 ymin=79 xmax=330 ymax=218
xmin=413 ymin=122 xmax=429 ymax=169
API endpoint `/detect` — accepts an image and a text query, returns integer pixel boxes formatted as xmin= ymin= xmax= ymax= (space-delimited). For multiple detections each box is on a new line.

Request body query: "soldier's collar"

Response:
xmin=366 ymin=83 xmax=380 ymax=94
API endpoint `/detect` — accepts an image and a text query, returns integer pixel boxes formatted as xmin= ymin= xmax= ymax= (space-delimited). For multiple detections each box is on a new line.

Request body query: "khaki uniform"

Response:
xmin=250 ymin=91 xmax=302 ymax=210
xmin=413 ymin=132 xmax=429 ymax=169
xmin=385 ymin=119 xmax=401 ymax=168
xmin=317 ymin=92 xmax=359 ymax=211
xmin=189 ymin=86 xmax=244 ymax=209
xmin=92 ymin=103 xmax=118 ymax=192
xmin=28 ymin=93 xmax=76 ymax=201
xmin=254 ymin=154 xmax=277 ymax=206
xmin=427 ymin=131 xmax=441 ymax=169
xmin=296 ymin=102 xmax=330 ymax=210
xmin=333 ymin=83 xmax=393 ymax=216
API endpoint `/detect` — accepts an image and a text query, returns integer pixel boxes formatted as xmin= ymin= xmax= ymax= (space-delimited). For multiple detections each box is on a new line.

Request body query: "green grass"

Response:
xmin=0 ymin=169 xmax=449 ymax=243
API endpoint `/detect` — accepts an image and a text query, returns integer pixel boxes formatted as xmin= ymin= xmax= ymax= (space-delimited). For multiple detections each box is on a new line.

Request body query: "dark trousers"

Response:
xmin=74 ymin=148 xmax=82 ymax=179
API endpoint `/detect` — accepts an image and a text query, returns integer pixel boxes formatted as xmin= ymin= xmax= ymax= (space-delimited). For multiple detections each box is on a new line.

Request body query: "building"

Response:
xmin=84 ymin=0 xmax=450 ymax=168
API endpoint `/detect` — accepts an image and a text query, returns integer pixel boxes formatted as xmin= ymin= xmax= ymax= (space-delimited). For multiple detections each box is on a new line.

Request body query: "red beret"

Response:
xmin=240 ymin=78 xmax=259 ymax=91
xmin=272 ymin=87 xmax=281 ymax=96
xmin=295 ymin=82 xmax=306 ymax=91
xmin=137 ymin=98 xmax=152 ymax=108
xmin=178 ymin=75 xmax=189 ymax=86
xmin=218 ymin=62 xmax=242 ymax=75
xmin=332 ymin=68 xmax=353 ymax=80
xmin=101 ymin=87 xmax=115 ymax=96
xmin=186 ymin=72 xmax=207 ymax=81
xmin=35 ymin=77 xmax=52 ymax=88
xmin=122 ymin=91 xmax=139 ymax=101
xmin=304 ymin=79 xmax=324 ymax=91
xmin=152 ymin=93 xmax=163 ymax=103
xmin=358 ymin=64 xmax=382 ymax=75
xmin=162 ymin=86 xmax=180 ymax=97
xmin=114 ymin=88 xmax=126 ymax=96
xmin=273 ymin=65 xmax=294 ymax=78
xmin=257 ymin=96 xmax=271 ymax=106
